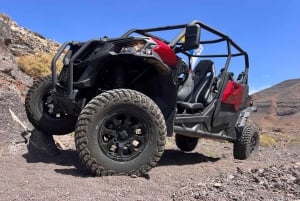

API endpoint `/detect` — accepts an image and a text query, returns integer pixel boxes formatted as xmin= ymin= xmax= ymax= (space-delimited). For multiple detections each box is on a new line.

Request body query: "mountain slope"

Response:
xmin=251 ymin=79 xmax=300 ymax=131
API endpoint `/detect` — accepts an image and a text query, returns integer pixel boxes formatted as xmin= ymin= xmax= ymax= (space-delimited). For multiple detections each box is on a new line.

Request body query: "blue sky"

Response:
xmin=1 ymin=0 xmax=299 ymax=93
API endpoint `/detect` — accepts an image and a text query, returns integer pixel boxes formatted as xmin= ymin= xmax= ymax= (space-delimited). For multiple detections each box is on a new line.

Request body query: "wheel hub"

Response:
xmin=97 ymin=112 xmax=148 ymax=162
xmin=118 ymin=130 xmax=129 ymax=140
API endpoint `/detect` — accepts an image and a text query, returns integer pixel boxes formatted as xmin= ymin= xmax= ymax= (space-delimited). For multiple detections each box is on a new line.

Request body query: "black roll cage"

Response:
xmin=122 ymin=20 xmax=249 ymax=82
xmin=51 ymin=20 xmax=249 ymax=98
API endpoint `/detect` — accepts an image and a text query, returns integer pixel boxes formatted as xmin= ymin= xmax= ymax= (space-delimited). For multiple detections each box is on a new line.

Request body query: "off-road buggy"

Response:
xmin=25 ymin=20 xmax=259 ymax=176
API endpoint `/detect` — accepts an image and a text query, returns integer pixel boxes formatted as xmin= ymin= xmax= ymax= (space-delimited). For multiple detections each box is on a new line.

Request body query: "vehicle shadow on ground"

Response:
xmin=23 ymin=147 xmax=91 ymax=177
xmin=22 ymin=129 xmax=220 ymax=178
xmin=22 ymin=129 xmax=90 ymax=177
xmin=158 ymin=149 xmax=220 ymax=166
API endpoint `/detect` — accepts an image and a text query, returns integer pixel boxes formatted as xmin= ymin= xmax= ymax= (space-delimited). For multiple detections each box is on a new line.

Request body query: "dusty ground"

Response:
xmin=0 ymin=130 xmax=299 ymax=201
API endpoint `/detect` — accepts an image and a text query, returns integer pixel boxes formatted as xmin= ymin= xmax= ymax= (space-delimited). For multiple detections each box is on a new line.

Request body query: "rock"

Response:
xmin=273 ymin=182 xmax=282 ymax=189
xmin=287 ymin=175 xmax=297 ymax=184
xmin=193 ymin=193 xmax=201 ymax=199
xmin=270 ymin=166 xmax=278 ymax=172
xmin=236 ymin=167 xmax=243 ymax=174
xmin=0 ymin=91 xmax=31 ymax=154
xmin=10 ymin=67 xmax=33 ymax=87
xmin=258 ymin=168 xmax=264 ymax=174
xmin=227 ymin=174 xmax=235 ymax=180
xmin=0 ymin=40 xmax=15 ymax=73
xmin=213 ymin=182 xmax=222 ymax=188
xmin=196 ymin=182 xmax=206 ymax=187
xmin=253 ymin=176 xmax=260 ymax=183
xmin=250 ymin=168 xmax=257 ymax=173
xmin=27 ymin=129 xmax=60 ymax=156
xmin=0 ymin=20 xmax=33 ymax=100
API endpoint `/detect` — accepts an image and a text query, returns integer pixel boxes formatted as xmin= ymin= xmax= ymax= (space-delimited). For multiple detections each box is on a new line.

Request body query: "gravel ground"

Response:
xmin=0 ymin=129 xmax=299 ymax=201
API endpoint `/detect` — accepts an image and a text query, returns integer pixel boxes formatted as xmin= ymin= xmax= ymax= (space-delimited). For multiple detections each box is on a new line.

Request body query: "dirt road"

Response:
xmin=0 ymin=132 xmax=299 ymax=201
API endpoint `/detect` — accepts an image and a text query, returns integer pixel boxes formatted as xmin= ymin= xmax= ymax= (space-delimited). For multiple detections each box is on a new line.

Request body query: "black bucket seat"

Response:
xmin=177 ymin=60 xmax=216 ymax=113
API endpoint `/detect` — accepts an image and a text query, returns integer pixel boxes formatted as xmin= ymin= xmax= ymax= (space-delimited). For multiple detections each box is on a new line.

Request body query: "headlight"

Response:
xmin=120 ymin=40 xmax=152 ymax=55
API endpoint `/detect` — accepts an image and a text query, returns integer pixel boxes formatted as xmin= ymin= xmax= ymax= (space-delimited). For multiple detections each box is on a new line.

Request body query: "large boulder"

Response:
xmin=0 ymin=91 xmax=30 ymax=154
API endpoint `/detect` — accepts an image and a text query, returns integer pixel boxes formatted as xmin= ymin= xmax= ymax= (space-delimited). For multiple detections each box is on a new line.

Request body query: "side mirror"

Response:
xmin=182 ymin=24 xmax=200 ymax=51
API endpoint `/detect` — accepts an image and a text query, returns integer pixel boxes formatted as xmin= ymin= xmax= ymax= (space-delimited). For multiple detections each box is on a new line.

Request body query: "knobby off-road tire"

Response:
xmin=233 ymin=124 xmax=260 ymax=160
xmin=175 ymin=134 xmax=199 ymax=152
xmin=25 ymin=75 xmax=77 ymax=135
xmin=75 ymin=89 xmax=167 ymax=176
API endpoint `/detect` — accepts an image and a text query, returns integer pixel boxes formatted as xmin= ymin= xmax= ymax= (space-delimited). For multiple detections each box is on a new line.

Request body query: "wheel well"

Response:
xmin=94 ymin=57 xmax=177 ymax=131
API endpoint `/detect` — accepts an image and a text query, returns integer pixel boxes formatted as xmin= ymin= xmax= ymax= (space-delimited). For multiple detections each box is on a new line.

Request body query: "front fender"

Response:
xmin=107 ymin=53 xmax=172 ymax=75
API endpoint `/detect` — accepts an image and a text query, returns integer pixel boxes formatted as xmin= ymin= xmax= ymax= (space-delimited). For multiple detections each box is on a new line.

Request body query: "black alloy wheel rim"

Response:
xmin=42 ymin=92 xmax=67 ymax=119
xmin=98 ymin=110 xmax=148 ymax=162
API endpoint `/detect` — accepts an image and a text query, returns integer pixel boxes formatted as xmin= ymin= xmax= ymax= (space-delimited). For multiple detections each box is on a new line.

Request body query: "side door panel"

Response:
xmin=212 ymin=74 xmax=246 ymax=130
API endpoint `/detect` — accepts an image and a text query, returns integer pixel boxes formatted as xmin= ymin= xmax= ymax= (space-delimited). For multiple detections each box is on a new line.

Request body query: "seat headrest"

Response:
xmin=193 ymin=60 xmax=214 ymax=77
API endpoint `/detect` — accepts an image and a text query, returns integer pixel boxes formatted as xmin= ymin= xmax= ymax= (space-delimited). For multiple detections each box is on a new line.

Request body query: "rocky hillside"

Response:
xmin=0 ymin=13 xmax=60 ymax=152
xmin=251 ymin=79 xmax=300 ymax=132
xmin=0 ymin=13 xmax=60 ymax=97
xmin=0 ymin=13 xmax=59 ymax=56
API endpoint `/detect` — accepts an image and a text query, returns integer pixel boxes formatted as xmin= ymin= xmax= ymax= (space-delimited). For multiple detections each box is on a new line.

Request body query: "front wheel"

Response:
xmin=233 ymin=124 xmax=260 ymax=160
xmin=25 ymin=75 xmax=77 ymax=135
xmin=75 ymin=89 xmax=167 ymax=176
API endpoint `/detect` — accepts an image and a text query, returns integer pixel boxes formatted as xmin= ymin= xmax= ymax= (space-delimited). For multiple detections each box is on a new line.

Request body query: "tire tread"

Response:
xmin=75 ymin=89 xmax=167 ymax=176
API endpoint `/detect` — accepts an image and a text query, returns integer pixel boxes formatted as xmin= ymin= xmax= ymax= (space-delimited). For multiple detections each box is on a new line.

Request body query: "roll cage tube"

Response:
xmin=51 ymin=20 xmax=249 ymax=97
xmin=122 ymin=20 xmax=249 ymax=84
xmin=51 ymin=41 xmax=71 ymax=90
xmin=51 ymin=40 xmax=102 ymax=97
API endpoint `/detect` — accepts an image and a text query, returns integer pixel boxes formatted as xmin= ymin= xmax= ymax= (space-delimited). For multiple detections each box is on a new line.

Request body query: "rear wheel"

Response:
xmin=25 ymin=75 xmax=77 ymax=135
xmin=175 ymin=134 xmax=199 ymax=152
xmin=75 ymin=89 xmax=167 ymax=176
xmin=233 ymin=124 xmax=260 ymax=160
